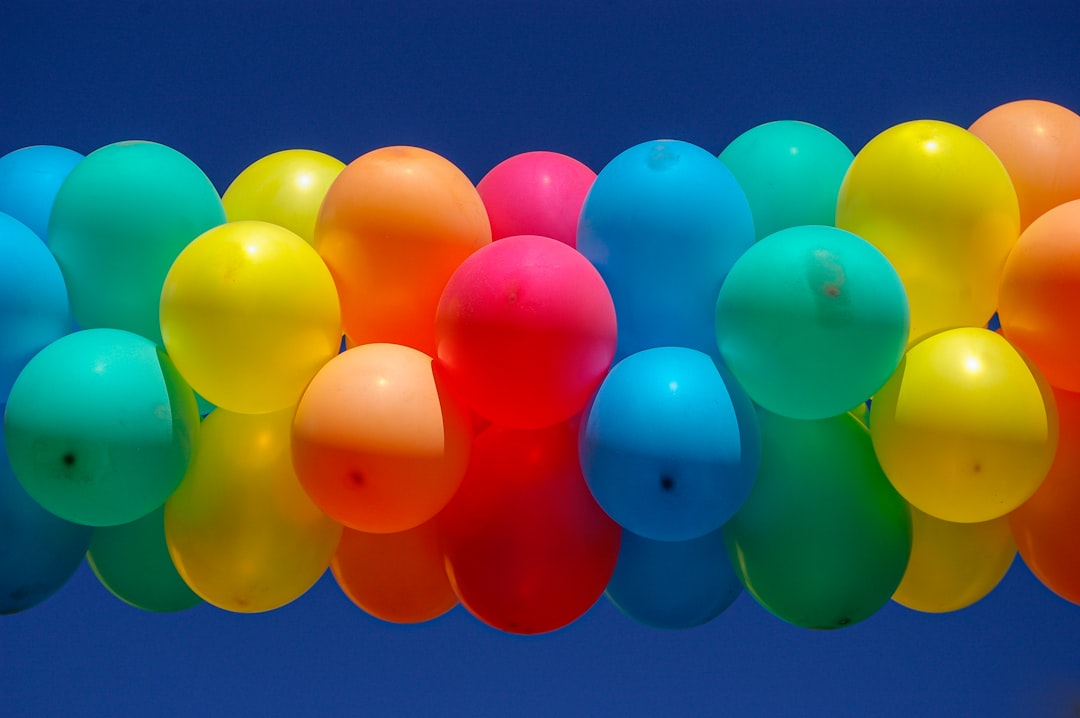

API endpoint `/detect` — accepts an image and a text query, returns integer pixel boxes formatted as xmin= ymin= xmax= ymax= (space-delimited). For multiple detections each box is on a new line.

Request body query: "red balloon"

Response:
xmin=438 ymin=422 xmax=622 ymax=635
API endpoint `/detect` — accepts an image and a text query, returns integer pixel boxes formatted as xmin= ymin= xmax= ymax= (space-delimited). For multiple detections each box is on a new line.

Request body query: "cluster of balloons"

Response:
xmin=2 ymin=98 xmax=1079 ymax=633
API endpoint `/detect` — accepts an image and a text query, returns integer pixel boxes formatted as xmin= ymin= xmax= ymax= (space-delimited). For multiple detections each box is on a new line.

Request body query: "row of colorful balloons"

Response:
xmin=1 ymin=98 xmax=1079 ymax=633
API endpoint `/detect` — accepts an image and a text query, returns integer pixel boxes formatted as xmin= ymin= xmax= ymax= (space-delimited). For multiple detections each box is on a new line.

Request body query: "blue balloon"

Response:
xmin=0 ymin=145 xmax=84 ymax=242
xmin=606 ymin=527 xmax=743 ymax=630
xmin=579 ymin=346 xmax=760 ymax=541
xmin=577 ymin=139 xmax=754 ymax=360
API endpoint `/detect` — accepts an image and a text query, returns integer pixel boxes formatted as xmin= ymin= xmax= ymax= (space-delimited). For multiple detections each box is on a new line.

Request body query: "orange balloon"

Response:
xmin=1010 ymin=387 xmax=1080 ymax=605
xmin=291 ymin=343 xmax=473 ymax=534
xmin=314 ymin=146 xmax=491 ymax=355
xmin=970 ymin=99 xmax=1080 ymax=230
xmin=331 ymin=519 xmax=458 ymax=624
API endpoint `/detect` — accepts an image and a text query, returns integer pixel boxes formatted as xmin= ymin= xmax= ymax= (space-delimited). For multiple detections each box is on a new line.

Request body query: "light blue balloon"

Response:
xmin=577 ymin=140 xmax=754 ymax=360
xmin=0 ymin=145 xmax=84 ymax=242
xmin=606 ymin=527 xmax=743 ymax=630
xmin=579 ymin=346 xmax=760 ymax=541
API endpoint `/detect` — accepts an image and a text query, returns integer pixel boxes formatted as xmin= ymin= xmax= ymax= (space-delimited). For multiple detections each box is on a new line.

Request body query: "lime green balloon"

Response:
xmin=88 ymin=505 xmax=202 ymax=612
xmin=48 ymin=141 xmax=225 ymax=344
xmin=3 ymin=328 xmax=200 ymax=527
xmin=723 ymin=409 xmax=911 ymax=629
xmin=719 ymin=120 xmax=854 ymax=240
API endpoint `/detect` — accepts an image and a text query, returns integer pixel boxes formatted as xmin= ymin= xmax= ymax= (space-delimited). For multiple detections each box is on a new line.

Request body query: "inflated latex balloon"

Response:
xmin=222 ymin=149 xmax=345 ymax=244
xmin=4 ymin=328 xmax=199 ymax=527
xmin=438 ymin=423 xmax=621 ymax=635
xmin=0 ymin=423 xmax=92 ymax=615
xmin=87 ymin=505 xmax=202 ymax=613
xmin=998 ymin=200 xmax=1080 ymax=392
xmin=870 ymin=328 xmax=1057 ymax=523
xmin=160 ymin=220 xmax=342 ymax=414
xmin=836 ymin=120 xmax=1020 ymax=344
xmin=436 ymin=234 xmax=617 ymax=429
xmin=314 ymin=146 xmax=491 ymax=355
xmin=331 ymin=519 xmax=458 ymax=624
xmin=1010 ymin=387 xmax=1080 ymax=605
xmin=718 ymin=120 xmax=853 ymax=239
xmin=476 ymin=151 xmax=596 ymax=246
xmin=47 ymin=140 xmax=225 ymax=344
xmin=577 ymin=139 xmax=754 ymax=359
xmin=969 ymin=99 xmax=1080 ymax=230
xmin=605 ymin=527 xmax=743 ymax=630
xmin=0 ymin=144 xmax=83 ymax=241
xmin=722 ymin=409 xmax=911 ymax=630
xmin=892 ymin=505 xmax=1014 ymax=613
xmin=715 ymin=225 xmax=909 ymax=419
xmin=0 ymin=212 xmax=71 ymax=402
xmin=292 ymin=343 xmax=473 ymax=534
xmin=165 ymin=408 xmax=342 ymax=613
xmin=579 ymin=347 xmax=759 ymax=541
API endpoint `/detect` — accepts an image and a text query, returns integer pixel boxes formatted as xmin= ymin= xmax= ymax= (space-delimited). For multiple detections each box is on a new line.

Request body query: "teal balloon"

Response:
xmin=719 ymin=120 xmax=854 ymax=240
xmin=88 ymin=505 xmax=202 ymax=612
xmin=722 ymin=409 xmax=911 ymax=630
xmin=606 ymin=528 xmax=743 ymax=630
xmin=48 ymin=141 xmax=225 ymax=344
xmin=4 ymin=328 xmax=200 ymax=527
xmin=577 ymin=140 xmax=754 ymax=359
xmin=0 ymin=145 xmax=84 ymax=242
xmin=715 ymin=225 xmax=909 ymax=419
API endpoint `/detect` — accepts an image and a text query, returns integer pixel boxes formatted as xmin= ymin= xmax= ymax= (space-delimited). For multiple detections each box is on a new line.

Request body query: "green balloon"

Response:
xmin=88 ymin=505 xmax=202 ymax=612
xmin=4 ymin=328 xmax=200 ymax=527
xmin=719 ymin=120 xmax=854 ymax=240
xmin=722 ymin=409 xmax=911 ymax=630
xmin=48 ymin=141 xmax=225 ymax=344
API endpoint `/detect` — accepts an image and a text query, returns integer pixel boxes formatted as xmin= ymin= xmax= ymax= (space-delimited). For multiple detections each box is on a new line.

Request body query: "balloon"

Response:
xmin=438 ymin=423 xmax=621 ymax=635
xmin=892 ymin=505 xmax=1014 ymax=613
xmin=836 ymin=120 xmax=1020 ymax=344
xmin=47 ymin=140 xmax=225 ymax=344
xmin=718 ymin=120 xmax=854 ymax=239
xmin=435 ymin=234 xmax=617 ymax=429
xmin=870 ymin=327 xmax=1057 ymax=523
xmin=579 ymin=347 xmax=759 ymax=541
xmin=0 ymin=212 xmax=71 ymax=402
xmin=605 ymin=527 xmax=743 ymax=630
xmin=715 ymin=224 xmax=909 ymax=419
xmin=475 ymin=151 xmax=596 ymax=246
xmin=0 ymin=419 xmax=92 ymax=615
xmin=291 ymin=343 xmax=473 ymax=534
xmin=331 ymin=519 xmax=458 ymax=624
xmin=0 ymin=144 xmax=83 ymax=241
xmin=722 ymin=409 xmax=911 ymax=630
xmin=165 ymin=408 xmax=342 ymax=613
xmin=969 ymin=99 xmax=1080 ymax=230
xmin=159 ymin=220 xmax=342 ymax=415
xmin=221 ymin=149 xmax=345 ymax=244
xmin=998 ymin=200 xmax=1080 ymax=392
xmin=4 ymin=328 xmax=199 ymax=527
xmin=577 ymin=139 xmax=754 ymax=359
xmin=87 ymin=505 xmax=202 ymax=613
xmin=1010 ymin=387 xmax=1080 ymax=604
xmin=314 ymin=146 xmax=491 ymax=355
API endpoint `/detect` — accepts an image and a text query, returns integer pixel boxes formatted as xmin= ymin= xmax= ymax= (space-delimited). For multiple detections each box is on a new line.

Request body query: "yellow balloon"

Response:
xmin=222 ymin=149 xmax=345 ymax=244
xmin=165 ymin=408 xmax=342 ymax=613
xmin=892 ymin=504 xmax=1015 ymax=613
xmin=160 ymin=220 xmax=342 ymax=414
xmin=836 ymin=120 xmax=1020 ymax=343
xmin=870 ymin=327 xmax=1057 ymax=523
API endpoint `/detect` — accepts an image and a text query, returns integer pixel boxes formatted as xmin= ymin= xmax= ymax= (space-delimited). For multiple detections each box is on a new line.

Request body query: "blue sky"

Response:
xmin=2 ymin=1 xmax=1080 ymax=716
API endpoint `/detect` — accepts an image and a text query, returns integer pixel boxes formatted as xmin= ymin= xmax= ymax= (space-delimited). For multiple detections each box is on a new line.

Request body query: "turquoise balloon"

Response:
xmin=4 ymin=328 xmax=200 ymax=527
xmin=715 ymin=225 xmax=909 ymax=419
xmin=48 ymin=141 xmax=225 ymax=344
xmin=719 ymin=121 xmax=854 ymax=240
xmin=0 ymin=145 xmax=84 ymax=242
xmin=722 ymin=409 xmax=911 ymax=630
xmin=577 ymin=140 xmax=754 ymax=359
